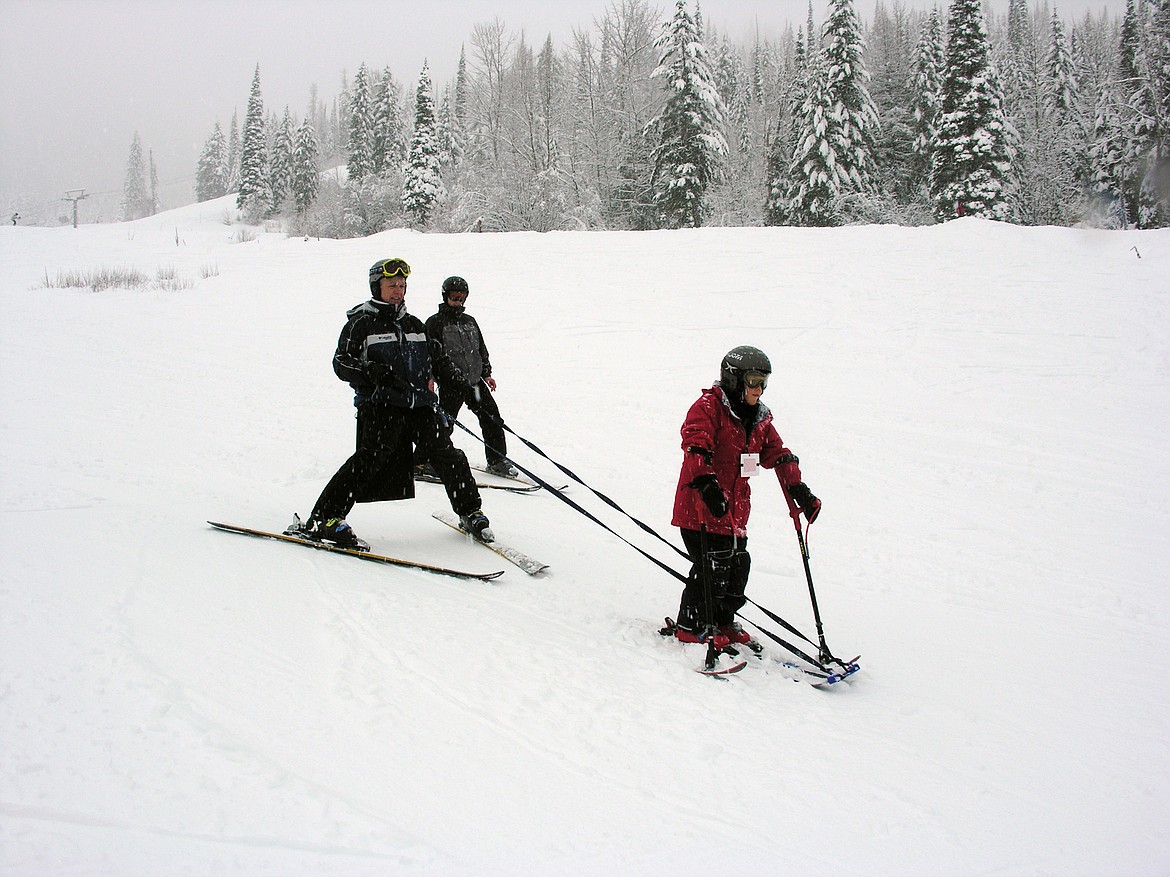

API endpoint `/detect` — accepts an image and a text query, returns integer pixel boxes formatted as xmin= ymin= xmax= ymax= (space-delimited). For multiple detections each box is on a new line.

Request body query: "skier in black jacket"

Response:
xmin=423 ymin=275 xmax=516 ymax=477
xmin=289 ymin=257 xmax=493 ymax=549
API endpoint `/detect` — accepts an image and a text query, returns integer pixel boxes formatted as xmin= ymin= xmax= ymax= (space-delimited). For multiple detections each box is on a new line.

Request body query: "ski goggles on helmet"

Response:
xmin=742 ymin=370 xmax=769 ymax=389
xmin=374 ymin=258 xmax=411 ymax=279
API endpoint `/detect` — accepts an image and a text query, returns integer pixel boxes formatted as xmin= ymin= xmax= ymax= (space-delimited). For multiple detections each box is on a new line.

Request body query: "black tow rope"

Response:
xmin=452 ymin=417 xmax=690 ymax=584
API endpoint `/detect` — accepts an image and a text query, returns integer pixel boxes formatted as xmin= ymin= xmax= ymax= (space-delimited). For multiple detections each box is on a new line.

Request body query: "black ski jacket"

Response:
xmin=332 ymin=298 xmax=465 ymax=408
xmin=424 ymin=303 xmax=492 ymax=384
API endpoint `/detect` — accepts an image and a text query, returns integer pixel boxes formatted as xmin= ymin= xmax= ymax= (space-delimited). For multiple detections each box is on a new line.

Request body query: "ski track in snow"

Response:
xmin=2 ymin=201 xmax=1169 ymax=875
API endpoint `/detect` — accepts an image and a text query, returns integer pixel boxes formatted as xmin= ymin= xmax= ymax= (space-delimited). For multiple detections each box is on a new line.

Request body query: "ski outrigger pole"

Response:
xmin=781 ymin=483 xmax=852 ymax=670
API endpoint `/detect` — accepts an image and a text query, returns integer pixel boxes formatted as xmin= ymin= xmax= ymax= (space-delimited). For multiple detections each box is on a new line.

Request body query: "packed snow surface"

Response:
xmin=2 ymin=200 xmax=1168 ymax=876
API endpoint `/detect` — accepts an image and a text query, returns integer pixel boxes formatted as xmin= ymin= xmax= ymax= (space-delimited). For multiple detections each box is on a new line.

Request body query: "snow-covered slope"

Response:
xmin=2 ymin=203 xmax=1168 ymax=876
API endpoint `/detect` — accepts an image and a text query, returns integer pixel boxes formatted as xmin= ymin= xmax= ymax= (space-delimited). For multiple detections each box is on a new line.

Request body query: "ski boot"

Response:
xmin=485 ymin=460 xmax=519 ymax=478
xmin=303 ymin=515 xmax=370 ymax=551
xmin=459 ymin=509 xmax=494 ymax=543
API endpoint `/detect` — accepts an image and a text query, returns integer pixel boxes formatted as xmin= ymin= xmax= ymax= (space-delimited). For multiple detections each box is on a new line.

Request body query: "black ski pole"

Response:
xmin=781 ymin=483 xmax=835 ymax=666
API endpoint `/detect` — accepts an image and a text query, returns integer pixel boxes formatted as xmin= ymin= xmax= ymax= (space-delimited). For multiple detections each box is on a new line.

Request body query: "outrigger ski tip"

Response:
xmin=660 ymin=617 xmax=858 ymax=684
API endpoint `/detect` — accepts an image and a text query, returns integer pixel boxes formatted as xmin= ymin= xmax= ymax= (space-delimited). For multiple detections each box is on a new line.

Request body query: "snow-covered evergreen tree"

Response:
xmin=121 ymin=132 xmax=151 ymax=221
xmin=226 ymin=111 xmax=240 ymax=192
xmin=1089 ymin=81 xmax=1130 ymax=225
xmin=402 ymin=62 xmax=446 ymax=226
xmin=764 ymin=26 xmax=809 ymax=225
xmin=648 ymin=0 xmax=728 ymax=228
xmin=196 ymin=123 xmax=230 ymax=202
xmin=436 ymin=90 xmax=461 ymax=170
xmin=347 ymin=64 xmax=375 ymax=183
xmin=237 ymin=65 xmax=268 ymax=213
xmin=774 ymin=0 xmax=878 ymax=225
xmin=1047 ymin=10 xmax=1079 ymax=122
xmin=867 ymin=0 xmax=919 ymax=207
xmin=929 ymin=0 xmax=1014 ymax=221
xmin=148 ymin=149 xmax=160 ymax=215
xmin=820 ymin=0 xmax=880 ymax=191
xmin=1130 ymin=0 xmax=1170 ymax=227
xmin=782 ymin=50 xmax=843 ymax=225
xmin=268 ymin=108 xmax=295 ymax=215
xmin=910 ymin=9 xmax=946 ymax=188
xmin=371 ymin=67 xmax=406 ymax=176
xmin=1118 ymin=0 xmax=1142 ymax=96
xmin=291 ymin=119 xmax=320 ymax=215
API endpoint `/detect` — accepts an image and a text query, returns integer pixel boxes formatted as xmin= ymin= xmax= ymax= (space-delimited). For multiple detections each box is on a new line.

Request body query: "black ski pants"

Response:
xmin=437 ymin=379 xmax=508 ymax=466
xmin=311 ymin=403 xmax=481 ymax=523
xmin=676 ymin=528 xmax=751 ymax=630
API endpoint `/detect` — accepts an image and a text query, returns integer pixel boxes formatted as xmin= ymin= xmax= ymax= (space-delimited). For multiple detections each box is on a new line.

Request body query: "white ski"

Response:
xmin=431 ymin=512 xmax=550 ymax=576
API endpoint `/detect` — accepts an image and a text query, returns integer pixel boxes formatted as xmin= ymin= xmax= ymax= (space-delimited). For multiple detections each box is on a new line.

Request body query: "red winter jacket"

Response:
xmin=672 ymin=384 xmax=799 ymax=539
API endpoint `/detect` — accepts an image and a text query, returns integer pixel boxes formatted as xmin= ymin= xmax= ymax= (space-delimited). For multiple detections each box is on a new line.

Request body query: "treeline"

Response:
xmin=188 ymin=0 xmax=1170 ymax=232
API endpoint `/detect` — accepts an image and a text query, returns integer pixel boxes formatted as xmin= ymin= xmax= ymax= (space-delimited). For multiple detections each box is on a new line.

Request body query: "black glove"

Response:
xmin=692 ymin=474 xmax=729 ymax=518
xmin=789 ymin=481 xmax=821 ymax=524
xmin=464 ymin=385 xmax=485 ymax=414
xmin=365 ymin=362 xmax=395 ymax=386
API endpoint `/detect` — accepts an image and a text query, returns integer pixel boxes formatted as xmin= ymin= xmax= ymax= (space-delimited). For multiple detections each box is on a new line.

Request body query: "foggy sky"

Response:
xmin=0 ymin=0 xmax=1124 ymax=221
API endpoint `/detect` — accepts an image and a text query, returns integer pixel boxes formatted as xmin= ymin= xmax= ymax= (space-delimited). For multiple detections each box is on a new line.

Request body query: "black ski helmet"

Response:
xmin=720 ymin=345 xmax=772 ymax=397
xmin=442 ymin=275 xmax=469 ymax=298
xmin=369 ymin=257 xmax=411 ymax=295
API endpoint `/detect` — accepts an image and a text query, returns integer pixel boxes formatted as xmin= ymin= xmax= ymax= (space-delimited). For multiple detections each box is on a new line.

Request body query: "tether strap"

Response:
xmin=452 ymin=418 xmax=689 ymax=584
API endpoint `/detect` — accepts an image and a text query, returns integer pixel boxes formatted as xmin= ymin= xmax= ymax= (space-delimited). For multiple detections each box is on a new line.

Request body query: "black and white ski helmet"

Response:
xmin=442 ymin=275 xmax=469 ymax=297
xmin=720 ymin=345 xmax=772 ymax=396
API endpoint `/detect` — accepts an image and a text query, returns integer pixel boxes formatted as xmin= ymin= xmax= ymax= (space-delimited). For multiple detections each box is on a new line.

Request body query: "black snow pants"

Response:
xmin=676 ymin=528 xmax=751 ymax=631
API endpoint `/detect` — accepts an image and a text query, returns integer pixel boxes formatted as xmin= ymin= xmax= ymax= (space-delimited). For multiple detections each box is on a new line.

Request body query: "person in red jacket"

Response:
xmin=671 ymin=345 xmax=821 ymax=645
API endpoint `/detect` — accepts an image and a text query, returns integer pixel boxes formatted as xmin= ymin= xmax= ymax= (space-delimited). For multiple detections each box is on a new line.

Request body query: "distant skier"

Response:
xmin=422 ymin=275 xmax=517 ymax=477
xmin=289 ymin=257 xmax=493 ymax=549
xmin=670 ymin=345 xmax=821 ymax=645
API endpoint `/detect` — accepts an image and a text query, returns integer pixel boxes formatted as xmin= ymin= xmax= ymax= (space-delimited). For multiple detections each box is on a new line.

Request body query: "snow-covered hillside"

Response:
xmin=2 ymin=201 xmax=1168 ymax=876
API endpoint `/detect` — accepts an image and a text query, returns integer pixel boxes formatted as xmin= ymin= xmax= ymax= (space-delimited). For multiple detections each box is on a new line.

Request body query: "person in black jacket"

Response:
xmin=288 ymin=257 xmax=493 ymax=549
xmin=423 ymin=275 xmax=516 ymax=477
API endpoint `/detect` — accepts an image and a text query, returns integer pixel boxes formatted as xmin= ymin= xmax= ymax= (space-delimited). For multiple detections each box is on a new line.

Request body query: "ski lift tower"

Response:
xmin=63 ymin=189 xmax=88 ymax=227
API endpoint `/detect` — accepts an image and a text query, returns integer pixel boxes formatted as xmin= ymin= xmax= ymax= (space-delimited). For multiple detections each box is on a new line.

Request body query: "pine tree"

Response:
xmin=371 ymin=67 xmax=406 ymax=176
xmin=347 ymin=63 xmax=375 ymax=183
xmin=819 ymin=0 xmax=880 ymax=192
xmin=268 ymin=108 xmax=295 ymax=215
xmin=196 ymin=123 xmax=230 ymax=201
xmin=783 ymin=50 xmax=843 ymax=225
xmin=929 ymin=0 xmax=1014 ymax=221
xmin=448 ymin=47 xmax=471 ymax=167
xmin=402 ymin=62 xmax=446 ymax=226
xmin=237 ymin=65 xmax=268 ymax=213
xmin=121 ymin=132 xmax=151 ymax=221
xmin=649 ymin=0 xmax=728 ymax=228
xmin=1089 ymin=81 xmax=1129 ymax=225
xmin=867 ymin=0 xmax=919 ymax=206
xmin=226 ymin=111 xmax=240 ymax=191
xmin=1047 ymin=10 xmax=1079 ymax=122
xmin=149 ymin=149 xmax=160 ymax=215
xmin=910 ymin=9 xmax=946 ymax=188
xmin=764 ymin=26 xmax=809 ymax=225
xmin=291 ymin=119 xmax=320 ymax=215
xmin=1118 ymin=0 xmax=1142 ymax=98
xmin=1148 ymin=0 xmax=1170 ymax=224
xmin=436 ymin=90 xmax=460 ymax=170
xmin=1132 ymin=0 xmax=1170 ymax=226
xmin=775 ymin=0 xmax=878 ymax=225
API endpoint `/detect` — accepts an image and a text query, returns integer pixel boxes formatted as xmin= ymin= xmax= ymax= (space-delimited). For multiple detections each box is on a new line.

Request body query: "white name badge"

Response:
xmin=740 ymin=453 xmax=760 ymax=477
